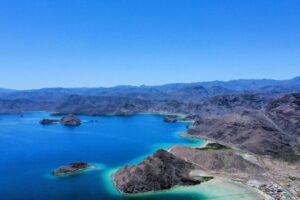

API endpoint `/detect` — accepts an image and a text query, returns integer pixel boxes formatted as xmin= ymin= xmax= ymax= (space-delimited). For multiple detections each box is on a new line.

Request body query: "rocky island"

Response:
xmin=60 ymin=114 xmax=81 ymax=126
xmin=112 ymin=149 xmax=202 ymax=194
xmin=52 ymin=162 xmax=93 ymax=176
xmin=40 ymin=114 xmax=81 ymax=126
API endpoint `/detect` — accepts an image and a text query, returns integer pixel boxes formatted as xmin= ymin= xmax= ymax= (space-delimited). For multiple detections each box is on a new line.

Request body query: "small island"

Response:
xmin=40 ymin=114 xmax=81 ymax=126
xmin=163 ymin=115 xmax=178 ymax=123
xmin=52 ymin=162 xmax=93 ymax=176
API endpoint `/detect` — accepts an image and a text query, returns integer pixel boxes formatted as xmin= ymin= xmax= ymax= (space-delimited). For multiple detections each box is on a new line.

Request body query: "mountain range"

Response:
xmin=0 ymin=77 xmax=300 ymax=161
xmin=1 ymin=76 xmax=300 ymax=101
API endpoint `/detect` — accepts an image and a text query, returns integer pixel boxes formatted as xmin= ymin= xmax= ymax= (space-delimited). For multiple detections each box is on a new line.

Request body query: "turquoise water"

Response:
xmin=0 ymin=112 xmax=205 ymax=200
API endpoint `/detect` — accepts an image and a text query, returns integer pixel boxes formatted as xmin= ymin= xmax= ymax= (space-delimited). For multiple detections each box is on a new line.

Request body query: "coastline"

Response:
xmin=107 ymin=117 xmax=204 ymax=197
xmin=109 ymin=114 xmax=267 ymax=199
xmin=180 ymin=129 xmax=298 ymax=199
xmin=4 ymin=111 xmax=290 ymax=199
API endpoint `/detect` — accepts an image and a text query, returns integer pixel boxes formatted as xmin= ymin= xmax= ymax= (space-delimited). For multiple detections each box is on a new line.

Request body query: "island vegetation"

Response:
xmin=52 ymin=162 xmax=93 ymax=176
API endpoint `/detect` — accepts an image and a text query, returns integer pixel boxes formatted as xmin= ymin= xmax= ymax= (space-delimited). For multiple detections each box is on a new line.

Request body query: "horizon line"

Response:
xmin=1 ymin=76 xmax=299 ymax=91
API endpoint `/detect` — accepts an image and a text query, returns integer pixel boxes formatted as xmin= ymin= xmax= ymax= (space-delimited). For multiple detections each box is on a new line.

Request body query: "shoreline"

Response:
xmin=110 ymin=176 xmax=265 ymax=200
xmin=3 ymin=111 xmax=294 ymax=199
xmin=110 ymin=113 xmax=297 ymax=199
xmin=180 ymin=132 xmax=298 ymax=199
xmin=109 ymin=115 xmax=269 ymax=199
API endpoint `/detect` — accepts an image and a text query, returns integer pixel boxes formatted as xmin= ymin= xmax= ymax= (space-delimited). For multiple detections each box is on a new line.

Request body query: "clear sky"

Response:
xmin=0 ymin=0 xmax=299 ymax=89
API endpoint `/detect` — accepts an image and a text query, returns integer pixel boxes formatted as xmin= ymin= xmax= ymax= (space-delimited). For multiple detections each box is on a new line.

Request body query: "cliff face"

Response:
xmin=112 ymin=149 xmax=201 ymax=194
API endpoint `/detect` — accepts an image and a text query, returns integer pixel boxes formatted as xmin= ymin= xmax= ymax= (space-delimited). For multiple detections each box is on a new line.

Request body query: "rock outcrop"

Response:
xmin=60 ymin=114 xmax=81 ymax=126
xmin=52 ymin=162 xmax=92 ymax=176
xmin=112 ymin=149 xmax=201 ymax=194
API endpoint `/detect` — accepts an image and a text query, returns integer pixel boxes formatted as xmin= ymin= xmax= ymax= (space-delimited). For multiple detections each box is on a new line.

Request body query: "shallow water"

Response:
xmin=0 ymin=112 xmax=260 ymax=200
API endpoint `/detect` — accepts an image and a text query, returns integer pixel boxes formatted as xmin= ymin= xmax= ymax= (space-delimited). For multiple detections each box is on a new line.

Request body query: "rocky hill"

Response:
xmin=112 ymin=149 xmax=201 ymax=194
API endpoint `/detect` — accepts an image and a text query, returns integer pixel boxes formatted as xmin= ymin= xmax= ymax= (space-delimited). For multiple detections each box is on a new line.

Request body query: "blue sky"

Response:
xmin=0 ymin=0 xmax=299 ymax=89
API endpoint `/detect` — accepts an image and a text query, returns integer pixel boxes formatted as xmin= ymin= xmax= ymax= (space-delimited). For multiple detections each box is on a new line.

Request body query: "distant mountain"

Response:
xmin=157 ymin=76 xmax=300 ymax=91
xmin=0 ymin=88 xmax=17 ymax=93
xmin=0 ymin=77 xmax=299 ymax=101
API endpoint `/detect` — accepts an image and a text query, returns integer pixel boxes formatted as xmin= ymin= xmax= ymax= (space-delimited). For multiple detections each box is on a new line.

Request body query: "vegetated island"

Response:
xmin=40 ymin=114 xmax=81 ymax=126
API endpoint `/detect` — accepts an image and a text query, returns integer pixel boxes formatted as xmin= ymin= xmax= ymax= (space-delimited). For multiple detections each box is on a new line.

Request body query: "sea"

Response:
xmin=0 ymin=112 xmax=261 ymax=200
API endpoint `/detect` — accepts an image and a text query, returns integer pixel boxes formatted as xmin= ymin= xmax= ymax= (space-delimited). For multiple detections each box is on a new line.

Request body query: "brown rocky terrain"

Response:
xmin=170 ymin=145 xmax=265 ymax=178
xmin=266 ymin=93 xmax=300 ymax=138
xmin=186 ymin=110 xmax=295 ymax=158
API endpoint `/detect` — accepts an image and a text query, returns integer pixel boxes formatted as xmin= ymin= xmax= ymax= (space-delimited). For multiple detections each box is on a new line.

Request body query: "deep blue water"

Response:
xmin=0 ymin=112 xmax=204 ymax=200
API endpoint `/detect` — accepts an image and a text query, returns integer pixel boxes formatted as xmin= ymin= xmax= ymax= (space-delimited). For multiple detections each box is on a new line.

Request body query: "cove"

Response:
xmin=0 ymin=112 xmax=260 ymax=200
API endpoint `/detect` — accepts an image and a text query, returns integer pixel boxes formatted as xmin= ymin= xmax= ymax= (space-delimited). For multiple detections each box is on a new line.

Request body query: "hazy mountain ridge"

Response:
xmin=0 ymin=77 xmax=299 ymax=114
xmin=1 ymin=77 xmax=300 ymax=101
